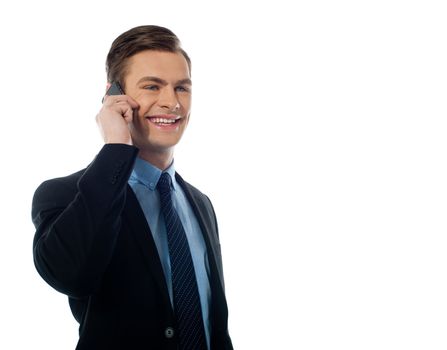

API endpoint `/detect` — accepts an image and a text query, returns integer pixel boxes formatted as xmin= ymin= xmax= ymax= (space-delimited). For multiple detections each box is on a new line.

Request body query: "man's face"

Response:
xmin=123 ymin=50 xmax=192 ymax=155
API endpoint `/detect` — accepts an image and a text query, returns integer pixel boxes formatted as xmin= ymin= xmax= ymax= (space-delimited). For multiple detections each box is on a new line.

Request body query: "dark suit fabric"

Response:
xmin=32 ymin=144 xmax=233 ymax=350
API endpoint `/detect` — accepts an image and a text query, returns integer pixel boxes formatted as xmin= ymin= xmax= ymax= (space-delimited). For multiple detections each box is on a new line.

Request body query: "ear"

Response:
xmin=105 ymin=82 xmax=112 ymax=93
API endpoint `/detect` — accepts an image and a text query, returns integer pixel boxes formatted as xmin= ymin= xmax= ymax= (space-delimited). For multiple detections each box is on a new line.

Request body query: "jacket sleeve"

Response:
xmin=31 ymin=144 xmax=139 ymax=298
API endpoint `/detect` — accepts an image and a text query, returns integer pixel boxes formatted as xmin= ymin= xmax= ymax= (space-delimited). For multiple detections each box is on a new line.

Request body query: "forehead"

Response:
xmin=125 ymin=50 xmax=190 ymax=82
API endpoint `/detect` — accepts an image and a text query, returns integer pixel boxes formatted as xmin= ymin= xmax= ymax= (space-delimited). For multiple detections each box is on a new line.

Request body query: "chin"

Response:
xmin=138 ymin=139 xmax=180 ymax=153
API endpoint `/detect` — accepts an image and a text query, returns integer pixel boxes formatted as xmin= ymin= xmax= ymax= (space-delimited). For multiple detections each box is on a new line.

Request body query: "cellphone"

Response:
xmin=106 ymin=81 xmax=124 ymax=96
xmin=102 ymin=81 xmax=124 ymax=102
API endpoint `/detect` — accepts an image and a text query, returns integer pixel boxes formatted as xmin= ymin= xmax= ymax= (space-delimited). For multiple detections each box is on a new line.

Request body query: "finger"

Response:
xmin=103 ymin=95 xmax=139 ymax=110
xmin=102 ymin=94 xmax=126 ymax=106
xmin=126 ymin=95 xmax=140 ymax=110
xmin=115 ymin=101 xmax=135 ymax=116
xmin=102 ymin=94 xmax=122 ymax=107
xmin=123 ymin=106 xmax=134 ymax=122
xmin=101 ymin=93 xmax=109 ymax=104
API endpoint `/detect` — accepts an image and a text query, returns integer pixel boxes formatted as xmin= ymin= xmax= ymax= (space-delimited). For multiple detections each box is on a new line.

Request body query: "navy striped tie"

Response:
xmin=157 ymin=173 xmax=207 ymax=350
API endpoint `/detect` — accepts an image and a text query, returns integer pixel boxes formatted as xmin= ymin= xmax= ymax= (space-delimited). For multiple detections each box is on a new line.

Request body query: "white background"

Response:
xmin=0 ymin=0 xmax=446 ymax=349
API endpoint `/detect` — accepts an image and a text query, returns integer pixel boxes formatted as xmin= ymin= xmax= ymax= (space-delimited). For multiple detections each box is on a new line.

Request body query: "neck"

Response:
xmin=137 ymin=148 xmax=174 ymax=171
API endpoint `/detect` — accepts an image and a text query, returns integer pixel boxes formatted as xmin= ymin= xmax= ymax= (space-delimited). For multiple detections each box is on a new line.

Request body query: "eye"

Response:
xmin=143 ymin=85 xmax=159 ymax=91
xmin=175 ymin=85 xmax=191 ymax=93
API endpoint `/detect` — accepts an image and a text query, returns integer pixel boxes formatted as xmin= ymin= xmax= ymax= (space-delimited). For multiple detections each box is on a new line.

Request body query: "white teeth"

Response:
xmin=152 ymin=118 xmax=176 ymax=124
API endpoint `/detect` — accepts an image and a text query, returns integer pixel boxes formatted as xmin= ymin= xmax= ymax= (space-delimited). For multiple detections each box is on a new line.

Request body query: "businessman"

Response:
xmin=32 ymin=25 xmax=233 ymax=350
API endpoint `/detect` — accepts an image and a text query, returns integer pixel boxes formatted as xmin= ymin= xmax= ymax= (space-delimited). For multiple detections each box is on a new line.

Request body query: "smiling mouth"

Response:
xmin=147 ymin=115 xmax=182 ymax=125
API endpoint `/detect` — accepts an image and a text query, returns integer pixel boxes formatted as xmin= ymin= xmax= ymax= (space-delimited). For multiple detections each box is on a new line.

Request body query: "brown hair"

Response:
xmin=106 ymin=25 xmax=191 ymax=89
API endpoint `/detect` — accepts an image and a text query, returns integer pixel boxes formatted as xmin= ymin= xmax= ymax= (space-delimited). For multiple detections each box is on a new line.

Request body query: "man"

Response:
xmin=31 ymin=25 xmax=233 ymax=350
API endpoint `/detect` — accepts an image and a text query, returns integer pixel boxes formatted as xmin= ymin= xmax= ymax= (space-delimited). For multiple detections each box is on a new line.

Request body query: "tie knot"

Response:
xmin=157 ymin=172 xmax=172 ymax=194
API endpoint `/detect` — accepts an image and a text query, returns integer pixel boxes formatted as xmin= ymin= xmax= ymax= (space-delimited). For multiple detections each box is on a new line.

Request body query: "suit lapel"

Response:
xmin=175 ymin=174 xmax=231 ymax=336
xmin=175 ymin=173 xmax=226 ymax=291
xmin=123 ymin=185 xmax=173 ymax=313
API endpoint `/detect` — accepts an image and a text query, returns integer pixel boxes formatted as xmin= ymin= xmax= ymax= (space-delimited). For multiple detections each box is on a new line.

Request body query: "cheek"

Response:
xmin=136 ymin=98 xmax=155 ymax=117
xmin=180 ymin=96 xmax=192 ymax=112
xmin=183 ymin=114 xmax=191 ymax=127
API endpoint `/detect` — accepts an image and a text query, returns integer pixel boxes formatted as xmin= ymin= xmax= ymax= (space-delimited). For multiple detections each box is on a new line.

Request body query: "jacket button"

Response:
xmin=164 ymin=327 xmax=175 ymax=339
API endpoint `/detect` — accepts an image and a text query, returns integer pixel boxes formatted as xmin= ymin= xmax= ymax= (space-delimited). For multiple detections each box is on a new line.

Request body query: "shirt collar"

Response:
xmin=129 ymin=157 xmax=177 ymax=191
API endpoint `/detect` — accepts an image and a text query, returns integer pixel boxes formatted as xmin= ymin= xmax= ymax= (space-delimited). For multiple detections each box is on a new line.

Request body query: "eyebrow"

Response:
xmin=136 ymin=76 xmax=192 ymax=86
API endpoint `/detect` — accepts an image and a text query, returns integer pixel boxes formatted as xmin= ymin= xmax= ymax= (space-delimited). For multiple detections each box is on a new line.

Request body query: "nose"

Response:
xmin=158 ymin=86 xmax=180 ymax=111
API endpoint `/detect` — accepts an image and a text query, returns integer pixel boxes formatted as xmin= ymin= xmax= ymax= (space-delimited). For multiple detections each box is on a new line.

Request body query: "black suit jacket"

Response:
xmin=32 ymin=144 xmax=233 ymax=350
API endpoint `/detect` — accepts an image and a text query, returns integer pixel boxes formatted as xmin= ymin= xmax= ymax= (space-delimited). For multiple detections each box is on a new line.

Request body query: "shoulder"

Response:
xmin=33 ymin=144 xmax=139 ymax=208
xmin=34 ymin=169 xmax=85 ymax=201
xmin=32 ymin=169 xmax=86 ymax=223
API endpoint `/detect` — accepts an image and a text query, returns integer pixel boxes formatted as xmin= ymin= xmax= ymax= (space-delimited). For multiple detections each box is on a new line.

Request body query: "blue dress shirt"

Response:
xmin=128 ymin=157 xmax=211 ymax=349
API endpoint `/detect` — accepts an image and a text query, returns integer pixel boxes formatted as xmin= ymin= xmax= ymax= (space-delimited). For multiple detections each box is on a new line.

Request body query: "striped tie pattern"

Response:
xmin=157 ymin=173 xmax=207 ymax=350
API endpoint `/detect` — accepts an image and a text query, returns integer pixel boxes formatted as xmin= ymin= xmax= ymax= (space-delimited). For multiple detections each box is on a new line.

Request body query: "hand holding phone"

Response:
xmin=97 ymin=82 xmax=139 ymax=145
